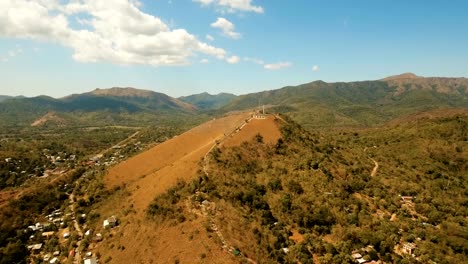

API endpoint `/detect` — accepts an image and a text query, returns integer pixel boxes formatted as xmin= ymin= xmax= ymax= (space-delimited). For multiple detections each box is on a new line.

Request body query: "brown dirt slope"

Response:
xmin=105 ymin=112 xmax=250 ymax=210
xmin=223 ymin=115 xmax=281 ymax=147
xmin=95 ymin=113 xmax=283 ymax=264
xmin=31 ymin=112 xmax=66 ymax=127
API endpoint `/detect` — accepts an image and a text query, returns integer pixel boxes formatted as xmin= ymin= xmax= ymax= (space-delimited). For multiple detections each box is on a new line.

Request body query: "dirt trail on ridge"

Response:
xmin=105 ymin=112 xmax=251 ymax=212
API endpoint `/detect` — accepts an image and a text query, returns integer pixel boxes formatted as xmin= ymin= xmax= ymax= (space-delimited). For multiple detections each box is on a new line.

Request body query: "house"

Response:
xmin=63 ymin=232 xmax=70 ymax=238
xmin=42 ymin=231 xmax=54 ymax=238
xmin=93 ymin=233 xmax=103 ymax=242
xmin=400 ymin=195 xmax=415 ymax=203
xmin=53 ymin=250 xmax=60 ymax=256
xmin=352 ymin=252 xmax=362 ymax=259
xmin=84 ymin=258 xmax=98 ymax=264
xmin=403 ymin=242 xmax=416 ymax=254
xmin=356 ymin=258 xmax=367 ymax=264
xmin=27 ymin=243 xmax=43 ymax=253
xmin=49 ymin=257 xmax=59 ymax=264
xmin=103 ymin=215 xmax=118 ymax=228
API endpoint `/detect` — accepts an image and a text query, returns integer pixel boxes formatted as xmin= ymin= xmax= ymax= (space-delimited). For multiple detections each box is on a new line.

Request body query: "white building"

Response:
xmin=84 ymin=257 xmax=98 ymax=264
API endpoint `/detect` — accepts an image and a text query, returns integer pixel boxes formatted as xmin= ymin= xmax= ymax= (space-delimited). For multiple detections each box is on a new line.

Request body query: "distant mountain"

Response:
xmin=0 ymin=95 xmax=10 ymax=102
xmin=382 ymin=72 xmax=421 ymax=81
xmin=0 ymin=87 xmax=199 ymax=127
xmin=223 ymin=74 xmax=467 ymax=128
xmin=179 ymin=92 xmax=237 ymax=110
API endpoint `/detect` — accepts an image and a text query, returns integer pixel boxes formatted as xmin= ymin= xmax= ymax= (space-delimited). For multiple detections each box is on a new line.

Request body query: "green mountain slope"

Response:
xmin=0 ymin=95 xmax=13 ymax=102
xmin=148 ymin=111 xmax=468 ymax=263
xmin=223 ymin=74 xmax=468 ymax=128
xmin=179 ymin=92 xmax=237 ymax=110
xmin=0 ymin=88 xmax=200 ymax=127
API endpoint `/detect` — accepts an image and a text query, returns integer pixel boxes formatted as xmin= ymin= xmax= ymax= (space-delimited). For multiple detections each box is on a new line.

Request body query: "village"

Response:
xmin=19 ymin=142 xmax=143 ymax=264
xmin=23 ymin=174 xmax=119 ymax=264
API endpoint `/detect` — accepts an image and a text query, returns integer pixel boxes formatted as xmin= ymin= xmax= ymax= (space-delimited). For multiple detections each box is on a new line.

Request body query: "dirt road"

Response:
xmin=370 ymin=158 xmax=379 ymax=177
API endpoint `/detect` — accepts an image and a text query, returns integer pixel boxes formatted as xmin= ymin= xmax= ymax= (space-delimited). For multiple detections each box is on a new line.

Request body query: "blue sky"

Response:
xmin=0 ymin=0 xmax=467 ymax=98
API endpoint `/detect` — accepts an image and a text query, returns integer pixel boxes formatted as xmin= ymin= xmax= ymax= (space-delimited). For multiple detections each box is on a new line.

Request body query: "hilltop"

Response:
xmin=382 ymin=72 xmax=421 ymax=81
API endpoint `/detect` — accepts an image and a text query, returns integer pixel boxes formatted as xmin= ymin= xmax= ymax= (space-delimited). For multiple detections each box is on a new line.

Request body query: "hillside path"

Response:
xmin=370 ymin=158 xmax=379 ymax=177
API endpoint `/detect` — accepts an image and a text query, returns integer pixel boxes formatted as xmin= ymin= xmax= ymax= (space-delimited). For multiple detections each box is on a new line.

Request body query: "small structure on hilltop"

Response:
xmin=253 ymin=105 xmax=267 ymax=119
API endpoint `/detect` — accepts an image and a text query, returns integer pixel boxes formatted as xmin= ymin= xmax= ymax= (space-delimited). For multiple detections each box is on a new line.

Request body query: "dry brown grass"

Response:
xmin=93 ymin=112 xmax=283 ymax=263
xmin=223 ymin=116 xmax=281 ymax=147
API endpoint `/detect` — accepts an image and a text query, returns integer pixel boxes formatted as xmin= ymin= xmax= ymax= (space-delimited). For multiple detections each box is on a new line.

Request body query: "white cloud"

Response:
xmin=243 ymin=57 xmax=264 ymax=65
xmin=210 ymin=17 xmax=241 ymax=39
xmin=0 ymin=0 xmax=229 ymax=66
xmin=226 ymin=55 xmax=240 ymax=64
xmin=312 ymin=65 xmax=319 ymax=72
xmin=1 ymin=45 xmax=23 ymax=62
xmin=200 ymin=58 xmax=209 ymax=63
xmin=264 ymin=62 xmax=292 ymax=70
xmin=206 ymin=34 xmax=214 ymax=41
xmin=194 ymin=0 xmax=263 ymax=13
xmin=8 ymin=47 xmax=23 ymax=57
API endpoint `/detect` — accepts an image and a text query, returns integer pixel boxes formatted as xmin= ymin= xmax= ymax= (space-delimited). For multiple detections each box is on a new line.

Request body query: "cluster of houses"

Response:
xmin=24 ymin=198 xmax=117 ymax=263
xmin=25 ymin=208 xmax=69 ymax=263
xmin=3 ymin=149 xmax=78 ymax=179
xmin=351 ymin=247 xmax=381 ymax=264
xmin=82 ymin=144 xmax=134 ymax=167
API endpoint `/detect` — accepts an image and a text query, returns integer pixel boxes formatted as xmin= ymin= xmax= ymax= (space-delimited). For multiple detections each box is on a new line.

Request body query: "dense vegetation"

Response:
xmin=179 ymin=92 xmax=237 ymax=110
xmin=0 ymin=88 xmax=209 ymax=128
xmin=148 ymin=113 xmax=467 ymax=263
xmin=223 ymin=77 xmax=467 ymax=129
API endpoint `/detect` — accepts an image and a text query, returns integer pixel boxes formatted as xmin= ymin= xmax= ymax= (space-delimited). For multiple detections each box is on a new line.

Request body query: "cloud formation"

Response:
xmin=0 ymin=0 xmax=232 ymax=66
xmin=210 ymin=17 xmax=241 ymax=39
xmin=264 ymin=62 xmax=292 ymax=70
xmin=194 ymin=0 xmax=263 ymax=13
xmin=244 ymin=57 xmax=264 ymax=65
xmin=226 ymin=55 xmax=240 ymax=64
xmin=312 ymin=65 xmax=319 ymax=71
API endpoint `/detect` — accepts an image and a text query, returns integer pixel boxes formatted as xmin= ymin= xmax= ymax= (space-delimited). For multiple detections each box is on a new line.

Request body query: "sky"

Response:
xmin=0 ymin=0 xmax=467 ymax=98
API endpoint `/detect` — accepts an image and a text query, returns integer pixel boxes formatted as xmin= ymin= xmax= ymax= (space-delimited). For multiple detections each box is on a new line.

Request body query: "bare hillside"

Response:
xmin=94 ymin=112 xmax=284 ymax=264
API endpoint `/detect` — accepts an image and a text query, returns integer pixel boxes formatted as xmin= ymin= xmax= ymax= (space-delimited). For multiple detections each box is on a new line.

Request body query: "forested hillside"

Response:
xmin=223 ymin=75 xmax=467 ymax=129
xmin=148 ymin=111 xmax=467 ymax=263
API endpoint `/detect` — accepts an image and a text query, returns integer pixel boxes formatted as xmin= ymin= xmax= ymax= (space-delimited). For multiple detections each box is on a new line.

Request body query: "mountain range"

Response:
xmin=223 ymin=73 xmax=467 ymax=128
xmin=0 ymin=73 xmax=466 ymax=128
